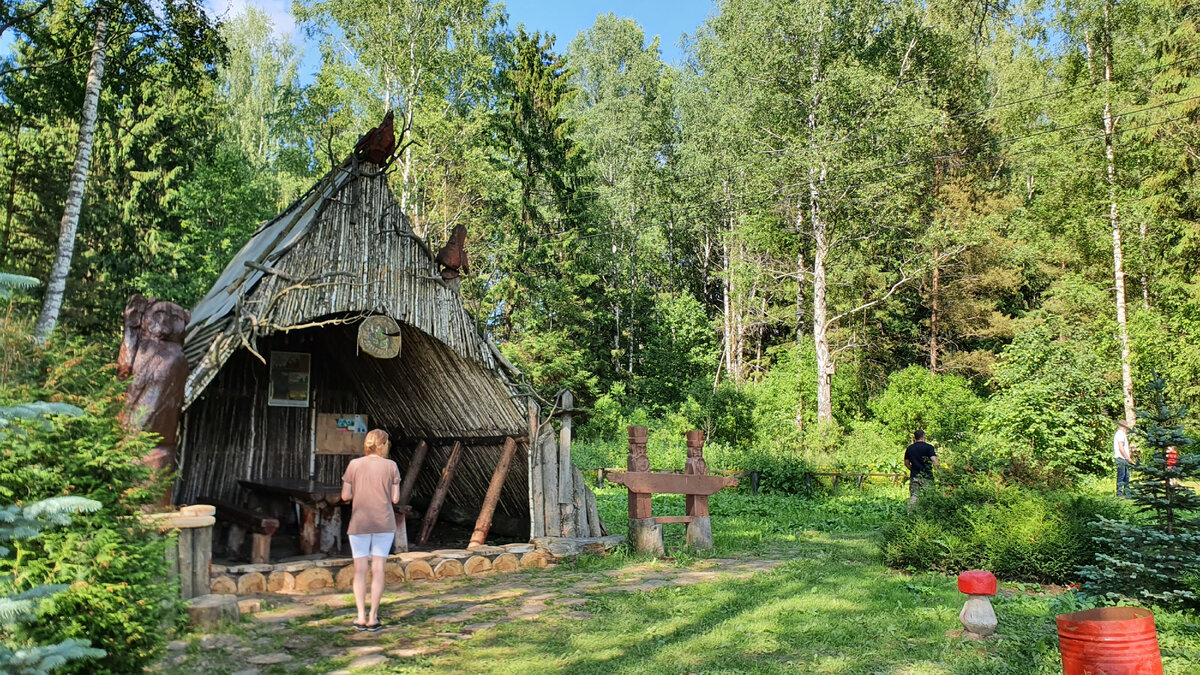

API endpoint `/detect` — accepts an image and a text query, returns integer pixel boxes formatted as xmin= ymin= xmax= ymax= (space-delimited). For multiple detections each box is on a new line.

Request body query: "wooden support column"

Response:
xmin=470 ymin=437 xmax=517 ymax=547
xmin=541 ymin=432 xmax=560 ymax=538
xmin=558 ymin=390 xmax=575 ymax=536
xmin=528 ymin=401 xmax=544 ymax=538
xmin=627 ymin=426 xmax=651 ymax=520
xmin=396 ymin=440 xmax=428 ymax=509
xmin=317 ymin=502 xmax=341 ymax=555
xmin=418 ymin=441 xmax=462 ymax=547
xmin=684 ymin=430 xmax=713 ymax=550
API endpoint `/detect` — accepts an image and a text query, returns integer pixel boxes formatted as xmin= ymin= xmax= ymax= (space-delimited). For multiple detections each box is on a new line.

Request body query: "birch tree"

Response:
xmin=32 ymin=8 xmax=107 ymax=343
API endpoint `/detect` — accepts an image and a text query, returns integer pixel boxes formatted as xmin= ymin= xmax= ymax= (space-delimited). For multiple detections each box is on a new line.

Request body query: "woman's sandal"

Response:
xmin=353 ymin=621 xmax=368 ymax=631
xmin=366 ymin=621 xmax=384 ymax=632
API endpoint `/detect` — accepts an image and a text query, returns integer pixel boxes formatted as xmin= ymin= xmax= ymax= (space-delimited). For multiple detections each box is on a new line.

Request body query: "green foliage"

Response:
xmin=0 ymin=320 xmax=180 ymax=674
xmin=1079 ymin=377 xmax=1200 ymax=609
xmin=882 ymin=471 xmax=1124 ymax=582
xmin=871 ymin=365 xmax=983 ymax=451
xmin=982 ymin=323 xmax=1118 ymax=479
xmin=0 ymin=497 xmax=105 ymax=675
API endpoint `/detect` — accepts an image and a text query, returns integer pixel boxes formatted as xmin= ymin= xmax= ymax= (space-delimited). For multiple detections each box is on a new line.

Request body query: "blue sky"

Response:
xmin=206 ymin=0 xmax=714 ymax=82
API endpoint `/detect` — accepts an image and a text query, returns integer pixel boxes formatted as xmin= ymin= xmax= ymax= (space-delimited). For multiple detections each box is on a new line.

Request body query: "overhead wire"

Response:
xmin=518 ymin=54 xmax=1200 ymax=214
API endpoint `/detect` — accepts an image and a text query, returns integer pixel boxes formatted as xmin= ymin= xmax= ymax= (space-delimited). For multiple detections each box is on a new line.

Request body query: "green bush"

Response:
xmin=881 ymin=471 xmax=1124 ymax=583
xmin=0 ymin=319 xmax=180 ymax=674
xmin=870 ymin=366 xmax=983 ymax=452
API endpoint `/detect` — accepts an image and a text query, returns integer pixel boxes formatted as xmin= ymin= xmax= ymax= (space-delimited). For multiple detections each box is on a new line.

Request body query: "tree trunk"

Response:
xmin=1102 ymin=0 xmax=1135 ymax=426
xmin=34 ymin=11 xmax=108 ymax=344
xmin=811 ymin=166 xmax=832 ymax=423
xmin=930 ymin=250 xmax=939 ymax=372
xmin=1139 ymin=220 xmax=1149 ymax=309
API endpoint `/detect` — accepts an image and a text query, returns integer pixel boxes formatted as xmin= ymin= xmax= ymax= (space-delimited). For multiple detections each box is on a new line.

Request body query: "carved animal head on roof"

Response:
xmin=354 ymin=110 xmax=397 ymax=166
xmin=435 ymin=224 xmax=470 ymax=280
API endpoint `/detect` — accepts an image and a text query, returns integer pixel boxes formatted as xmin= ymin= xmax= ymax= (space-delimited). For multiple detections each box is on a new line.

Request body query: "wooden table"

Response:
xmin=238 ymin=478 xmax=344 ymax=556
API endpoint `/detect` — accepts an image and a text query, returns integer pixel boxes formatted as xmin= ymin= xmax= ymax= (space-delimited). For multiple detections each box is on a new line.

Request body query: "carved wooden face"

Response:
xmin=118 ymin=294 xmax=151 ymax=378
xmin=142 ymin=301 xmax=189 ymax=345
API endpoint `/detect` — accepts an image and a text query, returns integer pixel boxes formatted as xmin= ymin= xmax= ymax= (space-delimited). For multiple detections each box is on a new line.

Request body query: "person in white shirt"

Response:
xmin=1113 ymin=420 xmax=1133 ymax=497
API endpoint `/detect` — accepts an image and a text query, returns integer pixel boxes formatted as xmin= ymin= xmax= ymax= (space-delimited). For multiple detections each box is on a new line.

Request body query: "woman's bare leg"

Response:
xmin=353 ymin=557 xmax=369 ymax=625
xmin=368 ymin=555 xmax=387 ymax=624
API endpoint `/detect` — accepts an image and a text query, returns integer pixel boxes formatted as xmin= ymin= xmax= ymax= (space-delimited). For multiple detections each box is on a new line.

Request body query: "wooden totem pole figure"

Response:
xmin=683 ymin=430 xmax=714 ymax=549
xmin=626 ymin=426 xmax=662 ymax=555
xmin=118 ymin=294 xmax=190 ymax=507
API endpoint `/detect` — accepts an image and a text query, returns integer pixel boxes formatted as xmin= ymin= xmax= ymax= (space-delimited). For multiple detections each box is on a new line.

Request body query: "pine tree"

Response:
xmin=1079 ymin=376 xmax=1200 ymax=609
xmin=0 ymin=497 xmax=105 ymax=675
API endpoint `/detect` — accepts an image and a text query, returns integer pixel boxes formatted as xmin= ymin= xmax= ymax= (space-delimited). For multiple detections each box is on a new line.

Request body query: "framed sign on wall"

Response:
xmin=268 ymin=351 xmax=311 ymax=407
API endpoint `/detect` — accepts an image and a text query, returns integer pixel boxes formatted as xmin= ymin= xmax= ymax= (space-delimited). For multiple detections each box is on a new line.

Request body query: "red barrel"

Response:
xmin=1056 ymin=607 xmax=1163 ymax=675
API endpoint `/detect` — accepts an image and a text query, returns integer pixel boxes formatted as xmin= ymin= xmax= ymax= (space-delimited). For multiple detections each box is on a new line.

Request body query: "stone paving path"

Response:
xmin=155 ymin=554 xmax=789 ymax=674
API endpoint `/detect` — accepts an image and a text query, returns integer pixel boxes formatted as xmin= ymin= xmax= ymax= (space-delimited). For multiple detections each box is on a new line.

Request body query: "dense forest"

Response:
xmin=3 ymin=0 xmax=1198 ymax=477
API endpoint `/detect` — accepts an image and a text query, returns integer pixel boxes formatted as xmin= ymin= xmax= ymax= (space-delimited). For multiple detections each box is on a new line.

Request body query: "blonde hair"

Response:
xmin=364 ymin=429 xmax=390 ymax=457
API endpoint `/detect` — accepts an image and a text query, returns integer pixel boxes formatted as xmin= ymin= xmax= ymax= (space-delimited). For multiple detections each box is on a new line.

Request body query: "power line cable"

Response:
xmin=519 ymin=54 xmax=1200 ymax=213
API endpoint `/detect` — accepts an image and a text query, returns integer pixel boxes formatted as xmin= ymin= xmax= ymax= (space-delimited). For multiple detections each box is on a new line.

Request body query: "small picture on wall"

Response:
xmin=268 ymin=351 xmax=310 ymax=407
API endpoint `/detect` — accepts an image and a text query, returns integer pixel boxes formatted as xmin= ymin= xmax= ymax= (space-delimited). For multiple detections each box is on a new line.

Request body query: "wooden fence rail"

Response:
xmin=584 ymin=468 xmax=907 ymax=494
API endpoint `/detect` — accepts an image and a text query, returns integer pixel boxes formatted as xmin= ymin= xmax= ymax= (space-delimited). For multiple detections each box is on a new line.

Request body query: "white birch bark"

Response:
xmin=1102 ymin=1 xmax=1135 ymax=425
xmin=34 ymin=12 xmax=108 ymax=344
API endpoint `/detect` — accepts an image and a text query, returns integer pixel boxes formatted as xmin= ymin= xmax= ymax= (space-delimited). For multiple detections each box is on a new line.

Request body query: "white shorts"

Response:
xmin=348 ymin=532 xmax=394 ymax=559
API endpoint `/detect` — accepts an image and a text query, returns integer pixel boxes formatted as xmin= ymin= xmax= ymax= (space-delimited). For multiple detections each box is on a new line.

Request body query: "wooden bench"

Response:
xmin=200 ymin=497 xmax=280 ymax=564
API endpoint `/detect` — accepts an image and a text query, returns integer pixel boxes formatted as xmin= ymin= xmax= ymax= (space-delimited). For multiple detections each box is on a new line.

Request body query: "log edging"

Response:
xmin=211 ymin=535 xmax=625 ymax=595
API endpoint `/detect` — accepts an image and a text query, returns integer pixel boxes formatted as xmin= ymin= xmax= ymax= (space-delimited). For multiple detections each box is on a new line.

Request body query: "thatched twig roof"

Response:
xmin=183 ymin=158 xmax=517 ymax=414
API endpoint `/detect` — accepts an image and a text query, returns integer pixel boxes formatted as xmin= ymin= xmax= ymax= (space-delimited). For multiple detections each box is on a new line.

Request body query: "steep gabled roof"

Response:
xmin=183 ymin=160 xmax=516 ymax=410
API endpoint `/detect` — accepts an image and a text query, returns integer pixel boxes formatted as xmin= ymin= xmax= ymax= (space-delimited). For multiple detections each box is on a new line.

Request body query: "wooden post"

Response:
xmin=597 ymin=467 xmax=606 ymax=487
xmin=528 ymin=401 xmax=543 ymax=538
xmin=541 ymin=432 xmax=560 ymax=538
xmin=470 ymin=437 xmax=517 ymax=547
xmin=178 ymin=528 xmax=194 ymax=599
xmin=396 ymin=440 xmax=428 ymax=509
xmin=418 ymin=441 xmax=462 ymax=546
xmin=684 ymin=430 xmax=713 ymax=549
xmin=250 ymin=533 xmax=271 ymax=564
xmin=573 ymin=467 xmax=588 ymax=536
xmin=584 ymin=487 xmax=602 ymax=538
xmin=558 ymin=390 xmax=575 ymax=536
xmin=627 ymin=426 xmax=651 ymax=520
xmin=394 ymin=510 xmax=408 ymax=553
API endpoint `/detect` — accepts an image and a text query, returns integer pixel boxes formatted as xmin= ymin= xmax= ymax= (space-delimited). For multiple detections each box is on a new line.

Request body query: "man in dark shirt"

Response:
xmin=904 ymin=430 xmax=938 ymax=513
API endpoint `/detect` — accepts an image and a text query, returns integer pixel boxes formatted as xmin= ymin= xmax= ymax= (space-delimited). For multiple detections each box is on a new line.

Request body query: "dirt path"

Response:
xmin=155 ymin=554 xmax=789 ymax=674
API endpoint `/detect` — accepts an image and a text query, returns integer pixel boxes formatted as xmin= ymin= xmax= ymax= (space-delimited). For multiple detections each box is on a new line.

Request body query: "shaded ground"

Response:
xmin=154 ymin=488 xmax=1200 ymax=674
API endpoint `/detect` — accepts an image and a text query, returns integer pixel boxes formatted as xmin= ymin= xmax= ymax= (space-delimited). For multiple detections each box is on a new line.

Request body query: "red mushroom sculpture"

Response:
xmin=958 ymin=570 xmax=998 ymax=637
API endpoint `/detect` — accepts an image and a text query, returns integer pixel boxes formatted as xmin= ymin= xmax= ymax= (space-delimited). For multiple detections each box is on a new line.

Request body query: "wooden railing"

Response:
xmin=584 ymin=468 xmax=907 ymax=494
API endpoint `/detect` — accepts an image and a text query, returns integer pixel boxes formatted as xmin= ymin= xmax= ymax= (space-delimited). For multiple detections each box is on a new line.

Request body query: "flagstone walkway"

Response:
xmin=154 ymin=554 xmax=788 ymax=674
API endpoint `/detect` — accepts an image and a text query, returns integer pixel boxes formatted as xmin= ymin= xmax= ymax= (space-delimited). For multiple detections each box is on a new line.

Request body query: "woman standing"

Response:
xmin=341 ymin=429 xmax=401 ymax=631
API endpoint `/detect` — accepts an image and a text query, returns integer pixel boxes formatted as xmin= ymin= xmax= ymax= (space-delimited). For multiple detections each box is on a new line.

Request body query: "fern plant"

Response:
xmin=1 ymin=497 xmax=106 ymax=674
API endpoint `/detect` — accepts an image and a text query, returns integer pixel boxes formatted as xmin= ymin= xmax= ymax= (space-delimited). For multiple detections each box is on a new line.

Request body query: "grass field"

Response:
xmin=397 ymin=485 xmax=1200 ymax=674
xmin=160 ymin=484 xmax=1200 ymax=674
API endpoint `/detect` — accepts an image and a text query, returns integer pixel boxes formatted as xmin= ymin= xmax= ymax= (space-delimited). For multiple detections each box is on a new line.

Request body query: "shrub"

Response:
xmin=0 ymin=497 xmax=106 ymax=675
xmin=881 ymin=471 xmax=1123 ymax=583
xmin=0 ymin=318 xmax=180 ymax=674
xmin=870 ymin=365 xmax=983 ymax=452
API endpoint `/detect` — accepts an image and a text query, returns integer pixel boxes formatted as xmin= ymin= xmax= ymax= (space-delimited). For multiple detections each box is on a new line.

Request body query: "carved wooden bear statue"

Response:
xmin=118 ymin=294 xmax=190 ymax=507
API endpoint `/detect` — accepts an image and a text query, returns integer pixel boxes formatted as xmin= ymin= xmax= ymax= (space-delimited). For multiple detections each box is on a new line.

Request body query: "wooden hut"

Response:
xmin=177 ymin=116 xmax=602 ymax=557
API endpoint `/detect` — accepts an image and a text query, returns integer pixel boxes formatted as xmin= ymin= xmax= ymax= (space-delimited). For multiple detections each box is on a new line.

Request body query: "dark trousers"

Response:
xmin=1116 ymin=458 xmax=1131 ymax=495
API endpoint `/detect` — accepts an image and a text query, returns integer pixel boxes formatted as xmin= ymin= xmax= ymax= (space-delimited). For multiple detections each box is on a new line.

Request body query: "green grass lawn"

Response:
xmin=387 ymin=485 xmax=1200 ymax=674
